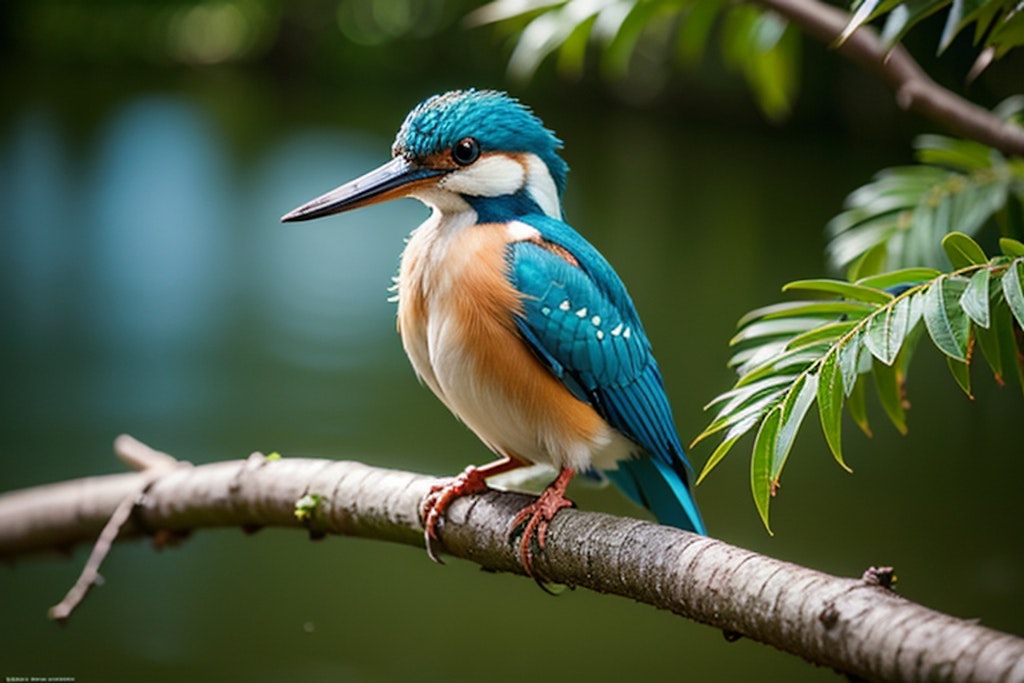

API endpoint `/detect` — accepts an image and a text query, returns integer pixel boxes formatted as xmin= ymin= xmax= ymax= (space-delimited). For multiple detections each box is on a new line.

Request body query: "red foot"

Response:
xmin=508 ymin=468 xmax=576 ymax=581
xmin=421 ymin=465 xmax=491 ymax=563
xmin=421 ymin=457 xmax=529 ymax=562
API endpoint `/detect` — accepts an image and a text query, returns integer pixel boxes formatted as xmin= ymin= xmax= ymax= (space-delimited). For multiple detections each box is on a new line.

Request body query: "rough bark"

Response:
xmin=1 ymin=440 xmax=1022 ymax=682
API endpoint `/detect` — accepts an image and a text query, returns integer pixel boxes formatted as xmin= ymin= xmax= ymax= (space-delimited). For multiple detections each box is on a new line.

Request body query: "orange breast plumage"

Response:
xmin=396 ymin=212 xmax=634 ymax=472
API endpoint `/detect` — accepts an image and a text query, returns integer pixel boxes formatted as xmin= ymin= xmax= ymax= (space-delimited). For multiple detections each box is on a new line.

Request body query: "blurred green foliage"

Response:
xmin=4 ymin=0 xmax=453 ymax=66
xmin=842 ymin=0 xmax=1024 ymax=58
xmin=1 ymin=1 xmax=1023 ymax=680
xmin=827 ymin=130 xmax=1024 ymax=276
xmin=469 ymin=0 xmax=802 ymax=119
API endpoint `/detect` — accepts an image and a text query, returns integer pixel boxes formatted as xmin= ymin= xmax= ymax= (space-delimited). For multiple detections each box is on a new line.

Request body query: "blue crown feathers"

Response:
xmin=392 ymin=89 xmax=569 ymax=198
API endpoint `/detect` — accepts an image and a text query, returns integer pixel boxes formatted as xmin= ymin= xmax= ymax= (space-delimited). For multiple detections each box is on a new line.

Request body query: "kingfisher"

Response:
xmin=282 ymin=89 xmax=705 ymax=578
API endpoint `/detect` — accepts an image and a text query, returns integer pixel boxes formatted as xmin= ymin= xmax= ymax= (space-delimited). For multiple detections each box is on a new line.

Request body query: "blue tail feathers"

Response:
xmin=603 ymin=457 xmax=706 ymax=535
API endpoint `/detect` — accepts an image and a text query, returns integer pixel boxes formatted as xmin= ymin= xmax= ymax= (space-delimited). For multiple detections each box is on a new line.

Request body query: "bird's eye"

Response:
xmin=451 ymin=137 xmax=481 ymax=166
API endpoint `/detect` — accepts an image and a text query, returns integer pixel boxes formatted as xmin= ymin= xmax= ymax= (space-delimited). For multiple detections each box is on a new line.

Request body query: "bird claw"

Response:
xmin=507 ymin=481 xmax=575 ymax=583
xmin=422 ymin=464 xmax=576 ymax=587
xmin=421 ymin=465 xmax=491 ymax=563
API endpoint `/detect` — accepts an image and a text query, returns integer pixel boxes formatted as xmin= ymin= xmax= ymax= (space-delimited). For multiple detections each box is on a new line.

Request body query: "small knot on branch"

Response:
xmin=861 ymin=565 xmax=897 ymax=590
xmin=819 ymin=602 xmax=840 ymax=630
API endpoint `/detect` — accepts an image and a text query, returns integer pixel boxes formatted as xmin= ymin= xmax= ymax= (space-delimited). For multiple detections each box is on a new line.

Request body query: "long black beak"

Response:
xmin=281 ymin=156 xmax=446 ymax=223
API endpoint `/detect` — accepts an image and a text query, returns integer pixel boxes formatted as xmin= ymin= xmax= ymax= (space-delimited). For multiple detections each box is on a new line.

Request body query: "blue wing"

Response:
xmin=507 ymin=215 xmax=706 ymax=535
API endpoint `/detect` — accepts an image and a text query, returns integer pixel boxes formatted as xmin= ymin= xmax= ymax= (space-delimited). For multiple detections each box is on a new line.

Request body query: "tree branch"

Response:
xmin=2 ymin=437 xmax=1023 ymax=682
xmin=46 ymin=435 xmax=191 ymax=621
xmin=752 ymin=0 xmax=1024 ymax=158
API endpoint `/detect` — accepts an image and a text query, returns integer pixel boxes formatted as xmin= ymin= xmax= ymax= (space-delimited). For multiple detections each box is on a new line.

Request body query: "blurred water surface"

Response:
xmin=1 ymin=70 xmax=1022 ymax=682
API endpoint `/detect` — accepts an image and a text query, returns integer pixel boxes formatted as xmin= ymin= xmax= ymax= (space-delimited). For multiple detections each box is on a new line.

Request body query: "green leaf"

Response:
xmin=730 ymin=318 xmax=825 ymax=345
xmin=1000 ymin=238 xmax=1024 ymax=258
xmin=838 ymin=328 xmax=866 ymax=395
xmin=676 ymin=0 xmax=720 ymax=64
xmin=864 ymin=295 xmax=913 ymax=365
xmin=506 ymin=6 xmax=595 ymax=81
xmin=599 ymin=0 xmax=657 ymax=80
xmin=693 ymin=387 xmax=788 ymax=445
xmin=946 ymin=356 xmax=973 ymax=397
xmin=942 ymin=231 xmax=989 ymax=268
xmin=872 ymin=358 xmax=908 ymax=434
xmin=971 ymin=0 xmax=1006 ymax=44
xmin=939 ymin=0 xmax=967 ymax=52
xmin=728 ymin=341 xmax=790 ymax=371
xmin=846 ymin=376 xmax=873 ymax=437
xmin=737 ymin=300 xmax=876 ymax=327
xmin=825 ymin=137 xmax=1020 ymax=274
xmin=735 ymin=348 xmax=825 ymax=387
xmin=828 ymin=217 xmax=901 ymax=270
xmin=696 ymin=432 xmax=744 ymax=486
xmin=915 ymin=134 xmax=993 ymax=170
xmin=786 ymin=321 xmax=858 ymax=351
xmin=816 ymin=352 xmax=851 ymax=472
xmin=895 ymin=307 xmax=927 ymax=376
xmin=880 ymin=0 xmax=952 ymax=48
xmin=1002 ymin=260 xmax=1024 ymax=330
xmin=782 ymin=278 xmax=893 ymax=304
xmin=923 ymin=276 xmax=971 ymax=360
xmin=906 ymin=287 xmax=927 ymax=331
xmin=994 ymin=298 xmax=1024 ymax=397
xmin=555 ymin=13 xmax=598 ymax=78
xmin=838 ymin=0 xmax=903 ymax=43
xmin=721 ymin=4 xmax=756 ymax=69
xmin=704 ymin=374 xmax=797 ymax=413
xmin=772 ymin=373 xmax=819 ymax=481
xmin=907 ymin=192 xmax=942 ymax=267
xmin=751 ymin=406 xmax=781 ymax=533
xmin=988 ymin=6 xmax=1024 ymax=58
xmin=743 ymin=13 xmax=799 ymax=121
xmin=848 ymin=241 xmax=889 ymax=280
xmin=960 ymin=268 xmax=991 ymax=328
xmin=856 ymin=268 xmax=941 ymax=290
xmin=997 ymin=194 xmax=1024 ymax=242
xmin=974 ymin=302 xmax=1005 ymax=383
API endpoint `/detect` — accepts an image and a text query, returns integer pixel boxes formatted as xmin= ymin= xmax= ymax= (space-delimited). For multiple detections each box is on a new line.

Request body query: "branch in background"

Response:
xmin=755 ymin=0 xmax=1024 ymax=157
xmin=1 ymin=437 xmax=1023 ymax=681
xmin=471 ymin=0 xmax=1024 ymax=157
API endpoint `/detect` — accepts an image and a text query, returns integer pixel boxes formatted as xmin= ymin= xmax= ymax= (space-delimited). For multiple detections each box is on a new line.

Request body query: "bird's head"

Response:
xmin=282 ymin=89 xmax=568 ymax=224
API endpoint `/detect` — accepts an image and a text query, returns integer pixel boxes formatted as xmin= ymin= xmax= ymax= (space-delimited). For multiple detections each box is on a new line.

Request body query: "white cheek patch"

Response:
xmin=410 ymin=186 xmax=475 ymax=217
xmin=523 ymin=153 xmax=562 ymax=219
xmin=440 ymin=154 xmax=525 ymax=197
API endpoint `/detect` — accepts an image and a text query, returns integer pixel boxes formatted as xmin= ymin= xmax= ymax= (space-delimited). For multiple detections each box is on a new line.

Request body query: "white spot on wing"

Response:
xmin=575 ymin=307 xmax=588 ymax=318
xmin=596 ymin=330 xmax=605 ymax=340
xmin=507 ymin=220 xmax=541 ymax=242
xmin=559 ymin=300 xmax=571 ymax=311
xmin=611 ymin=323 xmax=623 ymax=336
xmin=591 ymin=315 xmax=601 ymax=326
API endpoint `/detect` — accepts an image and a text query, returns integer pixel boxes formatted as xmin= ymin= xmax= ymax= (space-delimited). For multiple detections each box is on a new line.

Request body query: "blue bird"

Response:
xmin=282 ymin=89 xmax=705 ymax=577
